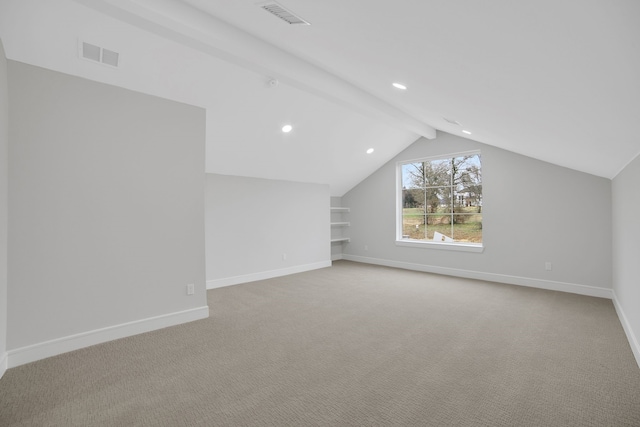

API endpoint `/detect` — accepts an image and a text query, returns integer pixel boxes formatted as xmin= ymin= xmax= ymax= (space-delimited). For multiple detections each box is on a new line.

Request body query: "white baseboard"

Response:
xmin=207 ymin=260 xmax=331 ymax=289
xmin=7 ymin=305 xmax=209 ymax=369
xmin=0 ymin=351 xmax=7 ymax=379
xmin=342 ymin=254 xmax=613 ymax=299
xmin=331 ymin=253 xmax=344 ymax=261
xmin=612 ymin=291 xmax=640 ymax=369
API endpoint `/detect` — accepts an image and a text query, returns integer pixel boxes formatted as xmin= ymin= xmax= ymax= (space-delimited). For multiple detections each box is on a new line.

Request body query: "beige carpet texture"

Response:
xmin=1 ymin=261 xmax=639 ymax=426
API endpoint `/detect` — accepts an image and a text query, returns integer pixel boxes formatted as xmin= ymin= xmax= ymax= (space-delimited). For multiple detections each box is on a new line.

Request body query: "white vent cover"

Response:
xmin=258 ymin=1 xmax=310 ymax=25
xmin=80 ymin=41 xmax=120 ymax=68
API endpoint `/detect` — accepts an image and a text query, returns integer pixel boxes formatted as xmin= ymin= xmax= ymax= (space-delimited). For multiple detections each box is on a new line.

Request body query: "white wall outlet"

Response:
xmin=186 ymin=283 xmax=195 ymax=295
xmin=364 ymin=245 xmax=368 ymax=251
xmin=282 ymin=253 xmax=287 ymax=261
xmin=545 ymin=262 xmax=552 ymax=271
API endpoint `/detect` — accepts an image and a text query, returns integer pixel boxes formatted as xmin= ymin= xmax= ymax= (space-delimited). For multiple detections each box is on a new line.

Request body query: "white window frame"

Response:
xmin=395 ymin=150 xmax=484 ymax=253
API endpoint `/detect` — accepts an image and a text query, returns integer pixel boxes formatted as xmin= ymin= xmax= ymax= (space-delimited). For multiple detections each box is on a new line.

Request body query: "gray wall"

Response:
xmin=612 ymin=153 xmax=640 ymax=361
xmin=7 ymin=61 xmax=207 ymax=350
xmin=206 ymin=174 xmax=330 ymax=286
xmin=342 ymin=131 xmax=612 ymax=291
xmin=0 ymin=40 xmax=8 ymax=372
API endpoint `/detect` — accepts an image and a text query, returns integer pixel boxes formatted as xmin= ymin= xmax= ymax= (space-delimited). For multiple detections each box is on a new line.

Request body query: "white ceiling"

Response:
xmin=1 ymin=0 xmax=639 ymax=195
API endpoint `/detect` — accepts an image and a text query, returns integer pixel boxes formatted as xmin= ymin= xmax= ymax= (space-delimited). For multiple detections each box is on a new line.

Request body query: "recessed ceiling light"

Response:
xmin=392 ymin=83 xmax=407 ymax=90
xmin=462 ymin=130 xmax=472 ymax=135
xmin=366 ymin=148 xmax=374 ymax=154
xmin=282 ymin=124 xmax=293 ymax=133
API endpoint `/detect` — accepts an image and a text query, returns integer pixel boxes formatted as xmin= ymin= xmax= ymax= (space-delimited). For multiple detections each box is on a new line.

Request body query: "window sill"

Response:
xmin=395 ymin=239 xmax=484 ymax=253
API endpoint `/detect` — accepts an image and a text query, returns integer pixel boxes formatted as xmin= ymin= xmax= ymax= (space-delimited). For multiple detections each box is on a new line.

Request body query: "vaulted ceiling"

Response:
xmin=1 ymin=0 xmax=639 ymax=195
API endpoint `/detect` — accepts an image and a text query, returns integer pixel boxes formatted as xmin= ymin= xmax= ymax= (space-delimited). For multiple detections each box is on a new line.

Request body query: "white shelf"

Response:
xmin=331 ymin=237 xmax=351 ymax=243
xmin=330 ymin=206 xmax=349 ymax=246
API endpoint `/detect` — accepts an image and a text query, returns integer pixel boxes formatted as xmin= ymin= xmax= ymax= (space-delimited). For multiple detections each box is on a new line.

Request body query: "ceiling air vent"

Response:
xmin=258 ymin=1 xmax=310 ymax=25
xmin=80 ymin=41 xmax=120 ymax=68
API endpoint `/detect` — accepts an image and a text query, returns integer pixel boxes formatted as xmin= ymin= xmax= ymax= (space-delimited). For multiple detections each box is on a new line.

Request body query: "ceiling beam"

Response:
xmin=73 ymin=0 xmax=436 ymax=139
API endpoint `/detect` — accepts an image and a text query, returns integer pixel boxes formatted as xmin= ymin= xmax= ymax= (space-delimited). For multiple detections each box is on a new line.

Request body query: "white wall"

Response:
xmin=7 ymin=61 xmax=208 ymax=366
xmin=206 ymin=174 xmax=330 ymax=288
xmin=342 ymin=131 xmax=612 ymax=296
xmin=612 ymin=153 xmax=640 ymax=366
xmin=0 ymin=40 xmax=8 ymax=377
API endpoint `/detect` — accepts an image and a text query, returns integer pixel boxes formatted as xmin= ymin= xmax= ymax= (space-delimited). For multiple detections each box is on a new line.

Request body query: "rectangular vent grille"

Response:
xmin=81 ymin=41 xmax=120 ymax=68
xmin=101 ymin=48 xmax=119 ymax=67
xmin=259 ymin=2 xmax=310 ymax=25
xmin=82 ymin=42 xmax=101 ymax=62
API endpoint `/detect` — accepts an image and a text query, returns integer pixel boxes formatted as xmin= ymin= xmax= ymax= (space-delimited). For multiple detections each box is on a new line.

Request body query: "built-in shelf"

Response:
xmin=331 ymin=206 xmax=350 ymax=260
xmin=331 ymin=237 xmax=351 ymax=243
xmin=330 ymin=206 xmax=350 ymax=247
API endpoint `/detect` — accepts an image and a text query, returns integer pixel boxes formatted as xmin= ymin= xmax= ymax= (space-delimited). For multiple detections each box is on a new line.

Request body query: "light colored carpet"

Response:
xmin=1 ymin=260 xmax=639 ymax=426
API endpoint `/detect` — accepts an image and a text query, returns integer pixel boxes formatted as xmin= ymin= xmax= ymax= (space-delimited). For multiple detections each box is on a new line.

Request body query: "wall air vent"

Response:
xmin=80 ymin=41 xmax=120 ymax=68
xmin=101 ymin=48 xmax=119 ymax=68
xmin=258 ymin=1 xmax=310 ymax=25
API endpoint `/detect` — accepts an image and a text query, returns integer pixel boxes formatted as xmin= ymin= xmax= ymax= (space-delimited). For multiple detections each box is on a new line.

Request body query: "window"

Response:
xmin=397 ymin=151 xmax=482 ymax=250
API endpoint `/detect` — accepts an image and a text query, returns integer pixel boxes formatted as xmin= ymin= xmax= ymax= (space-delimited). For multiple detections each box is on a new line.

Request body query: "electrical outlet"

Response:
xmin=364 ymin=245 xmax=368 ymax=251
xmin=545 ymin=262 xmax=552 ymax=271
xmin=186 ymin=283 xmax=195 ymax=295
xmin=282 ymin=253 xmax=287 ymax=261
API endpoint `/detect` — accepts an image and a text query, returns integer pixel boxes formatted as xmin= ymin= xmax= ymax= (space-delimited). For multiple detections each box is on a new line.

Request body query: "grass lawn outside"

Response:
xmin=402 ymin=207 xmax=482 ymax=243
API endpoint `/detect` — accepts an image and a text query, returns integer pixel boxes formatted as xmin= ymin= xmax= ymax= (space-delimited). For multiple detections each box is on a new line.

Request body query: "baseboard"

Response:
xmin=342 ymin=254 xmax=613 ymax=299
xmin=331 ymin=253 xmax=344 ymax=261
xmin=0 ymin=351 xmax=7 ymax=379
xmin=612 ymin=291 xmax=640 ymax=369
xmin=7 ymin=305 xmax=209 ymax=369
xmin=207 ymin=260 xmax=331 ymax=289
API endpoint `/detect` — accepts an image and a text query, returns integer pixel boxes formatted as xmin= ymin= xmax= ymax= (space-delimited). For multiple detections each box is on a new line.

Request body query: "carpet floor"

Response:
xmin=1 ymin=261 xmax=639 ymax=426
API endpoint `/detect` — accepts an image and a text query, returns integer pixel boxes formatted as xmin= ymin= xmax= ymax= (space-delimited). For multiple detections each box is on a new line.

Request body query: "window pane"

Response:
xmin=402 ymin=209 xmax=426 ymax=239
xmin=455 ymin=183 xmax=482 ymax=209
xmin=451 ymin=214 xmax=482 ymax=243
xmin=425 ymin=188 xmax=442 ymax=213
xmin=426 ymin=159 xmax=451 ymax=187
xmin=402 ymin=188 xmax=422 ymax=208
xmin=453 ymin=155 xmax=482 ymax=210
xmin=402 ymin=163 xmax=425 ymax=189
xmin=439 ymin=186 xmax=453 ymax=213
xmin=453 ymin=154 xmax=482 ymax=182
